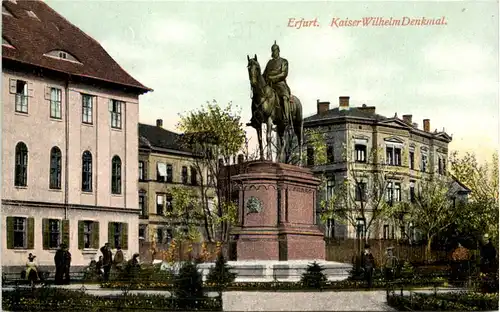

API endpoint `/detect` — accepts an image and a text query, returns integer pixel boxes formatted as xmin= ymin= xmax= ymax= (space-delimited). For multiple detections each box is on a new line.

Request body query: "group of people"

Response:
xmin=90 ymin=243 xmax=140 ymax=281
xmin=359 ymin=244 xmax=399 ymax=288
xmin=22 ymin=243 xmax=71 ymax=285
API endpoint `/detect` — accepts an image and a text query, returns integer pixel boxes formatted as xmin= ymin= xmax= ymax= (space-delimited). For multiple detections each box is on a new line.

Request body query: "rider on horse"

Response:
xmin=263 ymin=41 xmax=292 ymax=126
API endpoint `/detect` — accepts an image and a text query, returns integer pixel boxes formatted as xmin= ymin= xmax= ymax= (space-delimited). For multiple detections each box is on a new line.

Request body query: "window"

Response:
xmin=109 ymin=99 xmax=123 ymax=129
xmin=13 ymin=217 xmax=27 ymax=248
xmin=386 ymin=182 xmax=394 ymax=205
xmin=166 ymin=229 xmax=173 ymax=243
xmin=49 ymin=146 xmax=62 ymax=189
xmin=139 ymin=161 xmax=146 ymax=181
xmin=306 ymin=147 xmax=314 ymax=166
xmin=82 ymin=94 xmax=93 ymax=124
xmin=48 ymin=219 xmax=60 ymax=249
xmin=207 ymin=170 xmax=215 ymax=186
xmin=355 ymin=144 xmax=366 ymax=162
xmin=156 ymin=228 xmax=163 ymax=243
xmin=355 ymin=182 xmax=367 ymax=201
xmin=110 ymin=222 xmax=123 ymax=248
xmin=139 ymin=191 xmax=147 ymax=217
xmin=325 ymin=219 xmax=335 ymax=238
xmin=166 ymin=164 xmax=173 ymax=183
xmin=138 ymin=226 xmax=145 ymax=239
xmin=438 ymin=157 xmax=446 ymax=175
xmin=410 ymin=181 xmax=416 ymax=203
xmin=157 ymin=162 xmax=167 ymax=182
xmin=182 ymin=166 xmax=188 ymax=184
xmin=15 ymin=142 xmax=28 ymax=187
xmin=82 ymin=221 xmax=94 ymax=249
xmin=386 ymin=145 xmax=402 ymax=166
xmin=14 ymin=80 xmax=28 ymax=113
xmin=394 ymin=182 xmax=401 ymax=202
xmin=190 ymin=167 xmax=197 ymax=185
xmin=383 ymin=225 xmax=389 ymax=240
xmin=111 ymin=156 xmax=122 ymax=194
xmin=421 ymin=150 xmax=428 ymax=172
xmin=156 ymin=194 xmax=165 ymax=215
xmin=327 ymin=145 xmax=334 ymax=164
xmin=409 ymin=150 xmax=415 ymax=169
xmin=326 ymin=178 xmax=335 ymax=201
xmin=49 ymin=88 xmax=62 ymax=119
xmin=82 ymin=151 xmax=92 ymax=192
xmin=166 ymin=194 xmax=173 ymax=212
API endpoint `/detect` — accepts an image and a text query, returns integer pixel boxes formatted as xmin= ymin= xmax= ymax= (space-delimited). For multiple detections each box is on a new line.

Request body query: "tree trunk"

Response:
xmin=426 ymin=234 xmax=434 ymax=263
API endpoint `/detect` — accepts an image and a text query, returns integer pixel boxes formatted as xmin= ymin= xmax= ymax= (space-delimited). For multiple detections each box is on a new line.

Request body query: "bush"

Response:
xmin=300 ymin=261 xmax=327 ymax=289
xmin=173 ymin=261 xmax=205 ymax=309
xmin=2 ymin=287 xmax=222 ymax=311
xmin=205 ymin=253 xmax=237 ymax=293
xmin=387 ymin=291 xmax=498 ymax=311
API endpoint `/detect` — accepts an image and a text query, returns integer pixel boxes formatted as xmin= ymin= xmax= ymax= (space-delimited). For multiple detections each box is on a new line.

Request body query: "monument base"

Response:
xmin=229 ymin=161 xmax=325 ymax=261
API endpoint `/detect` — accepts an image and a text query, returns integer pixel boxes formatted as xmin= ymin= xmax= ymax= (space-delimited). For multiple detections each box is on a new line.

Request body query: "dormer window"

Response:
xmin=44 ymin=50 xmax=82 ymax=64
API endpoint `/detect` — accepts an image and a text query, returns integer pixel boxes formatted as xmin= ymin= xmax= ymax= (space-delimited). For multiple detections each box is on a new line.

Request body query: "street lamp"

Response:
xmin=356 ymin=217 xmax=366 ymax=256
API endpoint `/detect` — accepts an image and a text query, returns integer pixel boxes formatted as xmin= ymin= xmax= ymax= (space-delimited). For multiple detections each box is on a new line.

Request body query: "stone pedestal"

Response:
xmin=230 ymin=161 xmax=325 ymax=261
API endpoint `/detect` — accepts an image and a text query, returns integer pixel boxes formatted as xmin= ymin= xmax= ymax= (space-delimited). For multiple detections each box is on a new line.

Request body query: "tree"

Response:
xmin=205 ymin=253 xmax=237 ymax=295
xmin=177 ymin=100 xmax=245 ymax=243
xmin=173 ymin=261 xmax=205 ymax=309
xmin=406 ymin=176 xmax=462 ymax=260
xmin=322 ymin=144 xmax=396 ymax=243
xmin=300 ymin=261 xmax=327 ymax=289
xmin=449 ymin=151 xmax=499 ymax=245
xmin=167 ymin=186 xmax=204 ymax=242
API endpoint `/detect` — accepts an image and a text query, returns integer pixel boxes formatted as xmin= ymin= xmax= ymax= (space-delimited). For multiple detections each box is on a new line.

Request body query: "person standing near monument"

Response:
xmin=100 ymin=243 xmax=113 ymax=281
xmin=362 ymin=244 xmax=375 ymax=288
xmin=384 ymin=247 xmax=398 ymax=282
xmin=263 ymin=41 xmax=292 ymax=126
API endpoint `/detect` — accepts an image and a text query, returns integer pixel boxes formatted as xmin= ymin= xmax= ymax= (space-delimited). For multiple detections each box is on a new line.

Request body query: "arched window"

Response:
xmin=111 ymin=155 xmax=121 ymax=194
xmin=82 ymin=151 xmax=92 ymax=192
xmin=14 ymin=142 xmax=28 ymax=186
xmin=49 ymin=146 xmax=62 ymax=189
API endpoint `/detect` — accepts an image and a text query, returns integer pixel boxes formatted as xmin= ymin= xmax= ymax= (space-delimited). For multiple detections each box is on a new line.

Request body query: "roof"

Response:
xmin=138 ymin=123 xmax=193 ymax=154
xmin=2 ymin=0 xmax=151 ymax=93
xmin=451 ymin=175 xmax=472 ymax=193
xmin=304 ymin=106 xmax=388 ymax=123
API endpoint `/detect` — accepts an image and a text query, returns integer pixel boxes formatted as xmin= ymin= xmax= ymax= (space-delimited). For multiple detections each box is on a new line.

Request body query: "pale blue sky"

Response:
xmin=46 ymin=0 xmax=499 ymax=162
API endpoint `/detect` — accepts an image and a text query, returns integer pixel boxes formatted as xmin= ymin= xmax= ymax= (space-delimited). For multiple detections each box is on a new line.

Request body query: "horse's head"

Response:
xmin=247 ymin=54 xmax=261 ymax=86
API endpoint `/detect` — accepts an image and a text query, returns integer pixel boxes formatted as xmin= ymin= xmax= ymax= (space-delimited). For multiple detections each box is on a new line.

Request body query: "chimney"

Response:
xmin=237 ymin=154 xmax=244 ymax=164
xmin=339 ymin=96 xmax=350 ymax=110
xmin=316 ymin=99 xmax=330 ymax=114
xmin=423 ymin=119 xmax=430 ymax=132
xmin=402 ymin=114 xmax=412 ymax=124
xmin=156 ymin=119 xmax=163 ymax=127
xmin=412 ymin=122 xmax=418 ymax=129
xmin=358 ymin=104 xmax=376 ymax=115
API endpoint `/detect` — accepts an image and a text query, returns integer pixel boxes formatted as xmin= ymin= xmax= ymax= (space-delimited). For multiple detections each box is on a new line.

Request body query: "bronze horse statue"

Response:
xmin=246 ymin=55 xmax=303 ymax=163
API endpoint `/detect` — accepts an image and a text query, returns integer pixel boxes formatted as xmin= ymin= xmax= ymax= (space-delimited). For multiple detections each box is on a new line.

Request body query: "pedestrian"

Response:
xmin=25 ymin=253 xmax=40 ymax=287
xmin=96 ymin=256 xmax=103 ymax=276
xmin=63 ymin=245 xmax=72 ymax=285
xmin=54 ymin=244 xmax=66 ymax=285
xmin=362 ymin=244 xmax=375 ymax=288
xmin=384 ymin=247 xmax=398 ymax=282
xmin=113 ymin=246 xmax=125 ymax=272
xmin=100 ymin=243 xmax=113 ymax=281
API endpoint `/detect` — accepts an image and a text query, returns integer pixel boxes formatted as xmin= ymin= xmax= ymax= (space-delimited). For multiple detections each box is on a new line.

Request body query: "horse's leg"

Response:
xmin=294 ymin=122 xmax=303 ymax=166
xmin=266 ymin=118 xmax=273 ymax=161
xmin=277 ymin=124 xmax=286 ymax=163
xmin=255 ymin=124 xmax=264 ymax=161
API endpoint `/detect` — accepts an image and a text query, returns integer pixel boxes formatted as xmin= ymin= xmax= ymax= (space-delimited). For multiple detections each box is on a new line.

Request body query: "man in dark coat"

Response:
xmin=54 ymin=244 xmax=66 ymax=285
xmin=63 ymin=246 xmax=72 ymax=284
xmin=362 ymin=244 xmax=375 ymax=288
xmin=100 ymin=243 xmax=113 ymax=281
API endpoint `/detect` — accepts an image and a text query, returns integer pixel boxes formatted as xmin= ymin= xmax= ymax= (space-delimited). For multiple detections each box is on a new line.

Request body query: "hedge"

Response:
xmin=387 ymin=291 xmax=499 ymax=311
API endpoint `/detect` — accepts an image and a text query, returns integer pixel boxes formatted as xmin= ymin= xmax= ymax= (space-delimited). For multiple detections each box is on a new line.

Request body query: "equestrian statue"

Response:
xmin=246 ymin=41 xmax=303 ymax=164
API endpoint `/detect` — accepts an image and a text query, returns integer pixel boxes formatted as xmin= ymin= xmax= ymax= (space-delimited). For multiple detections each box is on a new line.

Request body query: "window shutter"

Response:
xmin=108 ymin=222 xmax=114 ymax=249
xmin=91 ymin=221 xmax=100 ymax=249
xmin=27 ymin=82 xmax=34 ymax=97
xmin=42 ymin=218 xmax=49 ymax=250
xmin=27 ymin=217 xmax=35 ymax=249
xmin=121 ymin=223 xmax=128 ymax=250
xmin=78 ymin=221 xmax=84 ymax=249
xmin=6 ymin=217 xmax=14 ymax=249
xmin=9 ymin=79 xmax=16 ymax=94
xmin=45 ymin=86 xmax=51 ymax=100
xmin=62 ymin=219 xmax=70 ymax=247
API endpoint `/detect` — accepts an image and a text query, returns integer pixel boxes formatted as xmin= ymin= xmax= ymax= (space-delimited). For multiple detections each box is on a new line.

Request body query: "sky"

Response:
xmin=45 ymin=0 xmax=499 ymax=163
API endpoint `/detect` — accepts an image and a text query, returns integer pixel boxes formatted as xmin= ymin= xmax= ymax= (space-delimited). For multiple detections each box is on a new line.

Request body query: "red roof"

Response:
xmin=2 ymin=0 xmax=151 ymax=93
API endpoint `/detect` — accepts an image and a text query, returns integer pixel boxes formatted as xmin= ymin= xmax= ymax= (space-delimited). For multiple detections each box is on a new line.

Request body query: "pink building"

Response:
xmin=2 ymin=0 xmax=151 ymax=271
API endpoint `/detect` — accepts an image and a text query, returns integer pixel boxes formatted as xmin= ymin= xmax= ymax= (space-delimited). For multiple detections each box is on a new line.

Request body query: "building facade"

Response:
xmin=304 ymin=96 xmax=467 ymax=241
xmin=138 ymin=120 xmax=216 ymax=245
xmin=2 ymin=0 xmax=150 ymax=270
